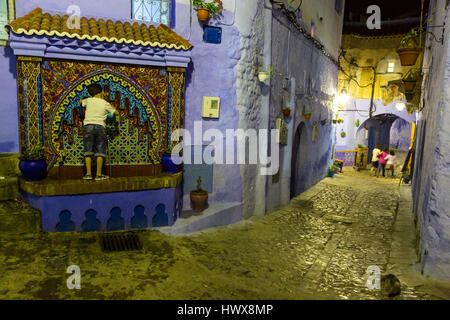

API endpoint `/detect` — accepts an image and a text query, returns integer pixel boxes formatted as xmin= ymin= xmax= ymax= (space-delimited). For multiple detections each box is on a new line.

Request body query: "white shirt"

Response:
xmin=372 ymin=148 xmax=381 ymax=162
xmin=82 ymin=97 xmax=116 ymax=127
xmin=385 ymin=155 xmax=396 ymax=165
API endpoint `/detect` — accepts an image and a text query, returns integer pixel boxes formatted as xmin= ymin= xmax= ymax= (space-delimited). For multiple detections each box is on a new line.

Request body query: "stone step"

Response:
xmin=0 ymin=153 xmax=20 ymax=177
xmin=0 ymin=153 xmax=20 ymax=201
xmin=0 ymin=200 xmax=42 ymax=235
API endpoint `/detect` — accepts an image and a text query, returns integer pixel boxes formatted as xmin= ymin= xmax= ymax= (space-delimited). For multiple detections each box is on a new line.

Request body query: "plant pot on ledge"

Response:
xmin=190 ymin=176 xmax=208 ymax=213
xmin=19 ymin=159 xmax=47 ymax=182
xmin=161 ymin=153 xmax=182 ymax=174
xmin=19 ymin=144 xmax=48 ymax=182
xmin=197 ymin=8 xmax=210 ymax=21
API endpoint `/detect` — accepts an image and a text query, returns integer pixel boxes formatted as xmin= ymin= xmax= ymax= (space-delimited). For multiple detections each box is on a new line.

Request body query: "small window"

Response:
xmin=387 ymin=61 xmax=395 ymax=73
xmin=0 ymin=0 xmax=12 ymax=42
xmin=132 ymin=0 xmax=173 ymax=27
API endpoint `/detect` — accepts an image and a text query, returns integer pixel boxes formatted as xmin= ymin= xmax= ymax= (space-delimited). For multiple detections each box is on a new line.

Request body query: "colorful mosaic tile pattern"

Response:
xmin=17 ymin=57 xmax=43 ymax=152
xmin=168 ymin=70 xmax=185 ymax=150
xmin=39 ymin=60 xmax=180 ymax=167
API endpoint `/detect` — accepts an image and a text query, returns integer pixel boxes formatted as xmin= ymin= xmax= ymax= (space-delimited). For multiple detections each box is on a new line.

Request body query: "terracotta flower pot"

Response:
xmin=305 ymin=113 xmax=311 ymax=120
xmin=405 ymin=92 xmax=415 ymax=101
xmin=283 ymin=109 xmax=291 ymax=117
xmin=197 ymin=8 xmax=210 ymax=21
xmin=396 ymin=48 xmax=420 ymax=66
xmin=190 ymin=190 xmax=208 ymax=213
xmin=403 ymin=80 xmax=416 ymax=93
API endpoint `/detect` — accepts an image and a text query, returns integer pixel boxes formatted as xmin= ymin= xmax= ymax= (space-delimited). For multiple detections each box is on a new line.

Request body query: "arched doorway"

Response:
xmin=290 ymin=122 xmax=307 ymax=199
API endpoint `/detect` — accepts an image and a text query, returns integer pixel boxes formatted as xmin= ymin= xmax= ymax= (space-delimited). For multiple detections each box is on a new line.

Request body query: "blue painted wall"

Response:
xmin=411 ymin=0 xmax=450 ymax=281
xmin=0 ymin=0 xmax=243 ymax=207
xmin=0 ymin=46 xmax=18 ymax=152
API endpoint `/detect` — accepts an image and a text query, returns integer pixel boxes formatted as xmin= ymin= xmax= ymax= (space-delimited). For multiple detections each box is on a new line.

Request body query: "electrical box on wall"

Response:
xmin=203 ymin=26 xmax=222 ymax=44
xmin=202 ymin=96 xmax=221 ymax=118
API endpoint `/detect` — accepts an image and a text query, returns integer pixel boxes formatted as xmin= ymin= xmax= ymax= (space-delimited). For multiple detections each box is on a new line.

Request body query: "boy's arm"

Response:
xmin=105 ymin=101 xmax=119 ymax=116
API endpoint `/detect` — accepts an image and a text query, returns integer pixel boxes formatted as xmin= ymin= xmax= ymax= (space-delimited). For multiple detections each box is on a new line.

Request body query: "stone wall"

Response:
xmin=412 ymin=0 xmax=450 ymax=281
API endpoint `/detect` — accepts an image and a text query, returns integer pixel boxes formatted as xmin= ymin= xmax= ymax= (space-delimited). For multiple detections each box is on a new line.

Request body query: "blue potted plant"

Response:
xmin=19 ymin=144 xmax=48 ymax=181
xmin=161 ymin=150 xmax=182 ymax=174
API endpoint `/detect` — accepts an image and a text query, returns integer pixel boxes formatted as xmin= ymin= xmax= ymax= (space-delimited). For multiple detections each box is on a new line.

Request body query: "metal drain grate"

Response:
xmin=100 ymin=233 xmax=143 ymax=252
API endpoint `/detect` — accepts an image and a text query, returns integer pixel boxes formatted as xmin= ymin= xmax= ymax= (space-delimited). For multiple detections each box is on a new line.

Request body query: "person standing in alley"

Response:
xmin=384 ymin=150 xmax=397 ymax=177
xmin=376 ymin=148 xmax=389 ymax=177
xmin=370 ymin=144 xmax=382 ymax=176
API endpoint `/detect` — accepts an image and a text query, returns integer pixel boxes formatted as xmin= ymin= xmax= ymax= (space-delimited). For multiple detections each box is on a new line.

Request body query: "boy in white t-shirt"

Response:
xmin=370 ymin=144 xmax=382 ymax=176
xmin=80 ymin=84 xmax=119 ymax=181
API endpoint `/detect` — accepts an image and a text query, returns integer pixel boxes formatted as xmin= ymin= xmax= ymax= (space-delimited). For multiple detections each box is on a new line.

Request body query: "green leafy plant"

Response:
xmin=399 ymin=29 xmax=420 ymax=49
xmin=20 ymin=144 xmax=47 ymax=161
xmin=403 ymin=68 xmax=422 ymax=81
xmin=193 ymin=0 xmax=223 ymax=14
xmin=337 ymin=118 xmax=344 ymax=124
xmin=196 ymin=176 xmax=203 ymax=191
xmin=341 ymin=131 xmax=346 ymax=138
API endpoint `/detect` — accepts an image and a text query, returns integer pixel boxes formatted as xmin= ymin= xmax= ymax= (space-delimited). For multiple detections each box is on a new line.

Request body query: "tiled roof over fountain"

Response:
xmin=6 ymin=8 xmax=193 ymax=51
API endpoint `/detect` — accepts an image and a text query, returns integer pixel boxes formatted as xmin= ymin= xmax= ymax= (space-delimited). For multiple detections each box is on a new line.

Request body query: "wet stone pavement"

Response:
xmin=0 ymin=169 xmax=449 ymax=300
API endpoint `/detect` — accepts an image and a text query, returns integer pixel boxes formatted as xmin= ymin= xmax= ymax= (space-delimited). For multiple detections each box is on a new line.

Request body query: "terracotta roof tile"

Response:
xmin=6 ymin=8 xmax=193 ymax=51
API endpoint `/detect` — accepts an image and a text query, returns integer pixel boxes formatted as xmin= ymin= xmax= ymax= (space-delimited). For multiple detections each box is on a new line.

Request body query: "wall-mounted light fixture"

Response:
xmin=395 ymin=101 xmax=406 ymax=111
xmin=337 ymin=88 xmax=349 ymax=106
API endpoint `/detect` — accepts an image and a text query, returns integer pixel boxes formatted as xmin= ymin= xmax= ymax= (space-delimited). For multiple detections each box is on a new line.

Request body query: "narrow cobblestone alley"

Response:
xmin=1 ymin=169 xmax=449 ymax=300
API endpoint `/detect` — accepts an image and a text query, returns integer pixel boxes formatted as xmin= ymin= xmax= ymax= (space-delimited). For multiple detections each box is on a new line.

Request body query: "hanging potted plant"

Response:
xmin=193 ymin=0 xmax=223 ymax=22
xmin=341 ymin=131 xmax=346 ymax=138
xmin=282 ymin=107 xmax=291 ymax=118
xmin=354 ymin=119 xmax=360 ymax=127
xmin=190 ymin=176 xmax=208 ymax=213
xmin=402 ymin=69 xmax=421 ymax=93
xmin=19 ymin=144 xmax=48 ymax=182
xmin=397 ymin=29 xmax=421 ymax=66
xmin=337 ymin=118 xmax=344 ymax=124
xmin=304 ymin=109 xmax=312 ymax=120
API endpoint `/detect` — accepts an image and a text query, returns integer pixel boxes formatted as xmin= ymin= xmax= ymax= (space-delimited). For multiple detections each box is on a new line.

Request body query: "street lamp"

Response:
xmin=338 ymin=89 xmax=349 ymax=106
xmin=395 ymin=101 xmax=406 ymax=111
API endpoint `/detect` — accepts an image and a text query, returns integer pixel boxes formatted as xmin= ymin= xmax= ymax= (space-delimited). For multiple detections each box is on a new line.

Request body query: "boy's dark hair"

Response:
xmin=390 ymin=150 xmax=395 ymax=155
xmin=376 ymin=144 xmax=382 ymax=149
xmin=383 ymin=148 xmax=389 ymax=152
xmin=87 ymin=83 xmax=103 ymax=97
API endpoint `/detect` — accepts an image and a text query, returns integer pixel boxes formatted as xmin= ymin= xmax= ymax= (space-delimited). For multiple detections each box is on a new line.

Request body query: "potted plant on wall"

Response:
xmin=161 ymin=150 xmax=182 ymax=174
xmin=19 ymin=144 xmax=48 ymax=182
xmin=193 ymin=0 xmax=223 ymax=22
xmin=190 ymin=176 xmax=208 ymax=213
xmin=303 ymin=109 xmax=312 ymax=120
xmin=282 ymin=107 xmax=291 ymax=118
xmin=341 ymin=131 xmax=346 ymax=138
xmin=397 ymin=29 xmax=421 ymax=66
xmin=402 ymin=69 xmax=422 ymax=93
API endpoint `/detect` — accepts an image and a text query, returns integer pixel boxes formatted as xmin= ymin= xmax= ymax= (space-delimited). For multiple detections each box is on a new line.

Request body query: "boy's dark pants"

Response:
xmin=83 ymin=124 xmax=107 ymax=158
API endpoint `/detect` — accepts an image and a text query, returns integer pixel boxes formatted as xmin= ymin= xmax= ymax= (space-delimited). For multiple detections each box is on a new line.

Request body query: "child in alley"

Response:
xmin=370 ymin=144 xmax=382 ymax=176
xmin=376 ymin=148 xmax=389 ymax=178
xmin=81 ymin=83 xmax=119 ymax=181
xmin=384 ymin=150 xmax=397 ymax=178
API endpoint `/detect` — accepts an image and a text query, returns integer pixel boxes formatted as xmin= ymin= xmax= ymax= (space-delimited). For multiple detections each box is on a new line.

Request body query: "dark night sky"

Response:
xmin=344 ymin=0 xmax=429 ymax=21
xmin=343 ymin=0 xmax=430 ymax=35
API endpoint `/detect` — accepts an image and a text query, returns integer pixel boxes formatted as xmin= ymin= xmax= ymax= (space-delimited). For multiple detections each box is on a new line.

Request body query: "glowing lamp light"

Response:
xmin=338 ymin=89 xmax=349 ymax=106
xmin=395 ymin=101 xmax=406 ymax=111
